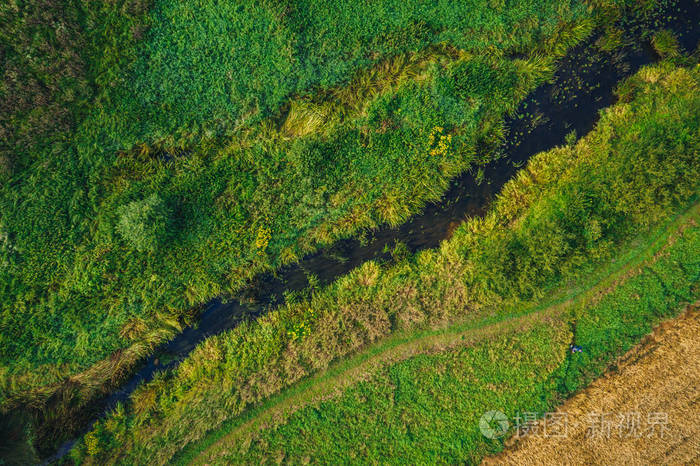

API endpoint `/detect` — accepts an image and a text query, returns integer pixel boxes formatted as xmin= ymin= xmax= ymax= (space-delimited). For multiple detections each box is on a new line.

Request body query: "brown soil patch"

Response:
xmin=485 ymin=303 xmax=700 ymax=466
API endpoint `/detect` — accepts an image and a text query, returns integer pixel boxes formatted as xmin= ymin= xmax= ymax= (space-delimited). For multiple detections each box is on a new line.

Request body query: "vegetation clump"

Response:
xmin=116 ymin=194 xmax=170 ymax=253
xmin=651 ymin=29 xmax=681 ymax=58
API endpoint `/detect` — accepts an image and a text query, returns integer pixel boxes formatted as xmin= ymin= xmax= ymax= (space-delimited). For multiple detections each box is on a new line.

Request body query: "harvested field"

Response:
xmin=486 ymin=303 xmax=700 ymax=466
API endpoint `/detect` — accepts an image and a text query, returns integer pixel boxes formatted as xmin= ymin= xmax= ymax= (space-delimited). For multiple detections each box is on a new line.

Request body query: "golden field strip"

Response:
xmin=487 ymin=302 xmax=700 ymax=465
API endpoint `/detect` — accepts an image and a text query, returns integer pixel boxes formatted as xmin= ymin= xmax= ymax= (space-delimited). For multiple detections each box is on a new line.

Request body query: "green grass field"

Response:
xmin=69 ymin=59 xmax=700 ymax=464
xmin=104 ymin=0 xmax=592 ymax=148
xmin=1 ymin=0 xmax=608 ymax=408
xmin=179 ymin=211 xmax=699 ymax=465
xmin=2 ymin=0 xmax=698 ymax=462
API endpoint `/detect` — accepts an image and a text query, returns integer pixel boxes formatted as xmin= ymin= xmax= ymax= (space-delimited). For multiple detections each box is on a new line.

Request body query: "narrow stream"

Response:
xmin=46 ymin=2 xmax=700 ymax=462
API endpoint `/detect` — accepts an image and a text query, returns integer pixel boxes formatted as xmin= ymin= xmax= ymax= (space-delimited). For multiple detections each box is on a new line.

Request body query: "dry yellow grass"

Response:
xmin=485 ymin=303 xmax=700 ymax=466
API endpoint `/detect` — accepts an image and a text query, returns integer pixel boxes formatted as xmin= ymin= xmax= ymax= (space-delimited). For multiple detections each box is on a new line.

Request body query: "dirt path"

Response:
xmin=485 ymin=303 xmax=700 ymax=466
xmin=188 ymin=306 xmax=568 ymax=464
xmin=186 ymin=203 xmax=700 ymax=464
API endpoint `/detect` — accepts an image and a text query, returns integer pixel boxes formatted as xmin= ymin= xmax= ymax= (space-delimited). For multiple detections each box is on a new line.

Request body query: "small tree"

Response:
xmin=116 ymin=194 xmax=170 ymax=253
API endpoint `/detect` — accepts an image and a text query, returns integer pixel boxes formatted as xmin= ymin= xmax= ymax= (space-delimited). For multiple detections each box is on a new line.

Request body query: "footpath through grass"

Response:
xmin=71 ymin=58 xmax=700 ymax=464
xmin=185 ymin=210 xmax=700 ymax=464
xmin=178 ymin=201 xmax=700 ymax=465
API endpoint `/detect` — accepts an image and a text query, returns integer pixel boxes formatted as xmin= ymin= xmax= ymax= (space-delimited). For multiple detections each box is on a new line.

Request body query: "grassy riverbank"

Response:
xmin=181 ymin=214 xmax=700 ymax=464
xmin=2 ymin=1 xmax=604 ymax=410
xmin=71 ymin=58 xmax=700 ymax=464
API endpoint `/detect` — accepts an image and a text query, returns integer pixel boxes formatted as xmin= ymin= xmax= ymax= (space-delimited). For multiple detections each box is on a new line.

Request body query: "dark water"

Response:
xmin=45 ymin=2 xmax=700 ymax=462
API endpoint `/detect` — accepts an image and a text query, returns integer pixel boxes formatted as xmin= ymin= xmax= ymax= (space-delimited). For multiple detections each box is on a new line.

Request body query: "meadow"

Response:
xmin=178 ymin=217 xmax=700 ymax=464
xmin=2 ymin=0 xmax=611 ymax=413
xmin=2 ymin=0 xmax=696 ymax=460
xmin=70 ymin=58 xmax=700 ymax=464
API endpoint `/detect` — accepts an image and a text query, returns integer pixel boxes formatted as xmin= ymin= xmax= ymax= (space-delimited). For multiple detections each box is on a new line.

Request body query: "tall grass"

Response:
xmin=104 ymin=0 xmax=591 ymax=150
xmin=0 ymin=0 xmax=599 ymax=410
xmin=183 ymin=223 xmax=700 ymax=464
xmin=71 ymin=60 xmax=700 ymax=464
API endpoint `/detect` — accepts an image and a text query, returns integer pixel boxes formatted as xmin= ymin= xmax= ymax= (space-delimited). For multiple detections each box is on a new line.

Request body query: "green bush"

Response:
xmin=116 ymin=194 xmax=170 ymax=253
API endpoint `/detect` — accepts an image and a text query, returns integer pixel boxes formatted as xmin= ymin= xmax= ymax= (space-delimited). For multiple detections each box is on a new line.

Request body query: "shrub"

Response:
xmin=116 ymin=194 xmax=170 ymax=253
